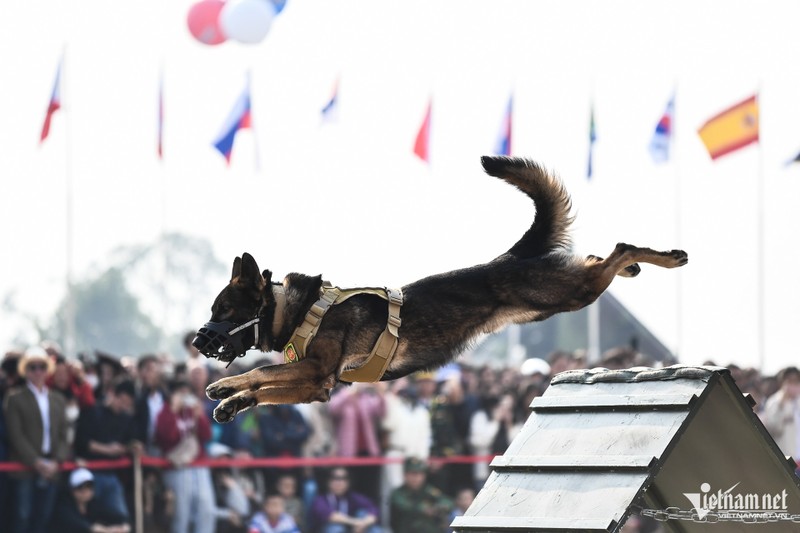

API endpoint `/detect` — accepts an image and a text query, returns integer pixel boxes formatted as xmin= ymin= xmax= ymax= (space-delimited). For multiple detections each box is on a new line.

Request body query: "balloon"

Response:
xmin=271 ymin=0 xmax=288 ymax=15
xmin=220 ymin=0 xmax=276 ymax=45
xmin=187 ymin=0 xmax=227 ymax=46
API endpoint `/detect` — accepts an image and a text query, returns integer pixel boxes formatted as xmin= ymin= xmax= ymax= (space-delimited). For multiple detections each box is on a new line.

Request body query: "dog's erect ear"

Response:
xmin=262 ymin=270 xmax=273 ymax=285
xmin=231 ymin=256 xmax=242 ymax=281
xmin=240 ymin=253 xmax=263 ymax=285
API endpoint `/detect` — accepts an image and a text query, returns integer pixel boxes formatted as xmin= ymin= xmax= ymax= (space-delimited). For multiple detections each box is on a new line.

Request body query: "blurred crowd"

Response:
xmin=0 ymin=334 xmax=791 ymax=533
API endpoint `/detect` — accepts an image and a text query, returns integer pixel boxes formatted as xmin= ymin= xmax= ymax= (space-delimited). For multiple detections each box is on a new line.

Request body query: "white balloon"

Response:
xmin=220 ymin=0 xmax=276 ymax=45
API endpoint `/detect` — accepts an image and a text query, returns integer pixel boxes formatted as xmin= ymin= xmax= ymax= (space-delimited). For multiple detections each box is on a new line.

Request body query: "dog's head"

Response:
xmin=192 ymin=252 xmax=276 ymax=363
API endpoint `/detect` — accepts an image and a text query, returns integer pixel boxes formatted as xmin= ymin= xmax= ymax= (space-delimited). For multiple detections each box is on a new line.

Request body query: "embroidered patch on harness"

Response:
xmin=284 ymin=342 xmax=301 ymax=363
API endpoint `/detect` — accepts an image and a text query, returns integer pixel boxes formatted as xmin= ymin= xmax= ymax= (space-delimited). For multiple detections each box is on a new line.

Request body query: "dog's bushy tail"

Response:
xmin=481 ymin=156 xmax=574 ymax=257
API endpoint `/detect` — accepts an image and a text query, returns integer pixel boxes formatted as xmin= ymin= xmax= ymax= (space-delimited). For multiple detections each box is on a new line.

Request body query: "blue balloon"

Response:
xmin=271 ymin=0 xmax=287 ymax=14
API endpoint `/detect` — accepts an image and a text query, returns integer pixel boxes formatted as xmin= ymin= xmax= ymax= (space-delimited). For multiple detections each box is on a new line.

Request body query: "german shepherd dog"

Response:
xmin=195 ymin=156 xmax=687 ymax=422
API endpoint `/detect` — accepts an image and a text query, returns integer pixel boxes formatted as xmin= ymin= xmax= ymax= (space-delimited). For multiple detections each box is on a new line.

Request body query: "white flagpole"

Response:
xmin=672 ymin=87 xmax=683 ymax=360
xmin=62 ymin=45 xmax=77 ymax=357
xmin=756 ymin=88 xmax=765 ymax=371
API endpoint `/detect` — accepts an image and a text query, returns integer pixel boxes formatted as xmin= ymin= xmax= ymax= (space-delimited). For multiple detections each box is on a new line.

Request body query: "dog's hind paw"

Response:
xmin=621 ymin=263 xmax=641 ymax=278
xmin=666 ymin=250 xmax=688 ymax=267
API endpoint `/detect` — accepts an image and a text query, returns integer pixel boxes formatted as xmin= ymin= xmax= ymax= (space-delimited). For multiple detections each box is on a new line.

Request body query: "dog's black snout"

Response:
xmin=191 ymin=334 xmax=206 ymax=350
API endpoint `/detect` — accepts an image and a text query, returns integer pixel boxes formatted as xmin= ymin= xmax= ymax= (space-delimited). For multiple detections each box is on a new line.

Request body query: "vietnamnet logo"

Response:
xmin=683 ymin=482 xmax=789 ymax=519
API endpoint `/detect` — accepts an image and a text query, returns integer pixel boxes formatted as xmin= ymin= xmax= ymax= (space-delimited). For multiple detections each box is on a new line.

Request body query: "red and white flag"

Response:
xmin=40 ymin=56 xmax=63 ymax=143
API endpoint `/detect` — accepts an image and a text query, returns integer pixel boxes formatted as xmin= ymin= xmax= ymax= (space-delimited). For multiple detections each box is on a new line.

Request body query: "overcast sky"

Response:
xmin=3 ymin=0 xmax=800 ymax=374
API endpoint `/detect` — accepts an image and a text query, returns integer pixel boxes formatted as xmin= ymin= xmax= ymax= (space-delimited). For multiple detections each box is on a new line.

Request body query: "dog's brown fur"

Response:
xmin=200 ymin=157 xmax=687 ymax=422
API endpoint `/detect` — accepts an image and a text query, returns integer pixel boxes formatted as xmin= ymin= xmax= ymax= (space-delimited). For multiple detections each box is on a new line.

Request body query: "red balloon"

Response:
xmin=187 ymin=0 xmax=227 ymax=46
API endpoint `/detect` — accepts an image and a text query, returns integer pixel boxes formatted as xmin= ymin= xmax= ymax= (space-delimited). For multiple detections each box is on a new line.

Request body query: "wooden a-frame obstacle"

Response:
xmin=451 ymin=365 xmax=800 ymax=532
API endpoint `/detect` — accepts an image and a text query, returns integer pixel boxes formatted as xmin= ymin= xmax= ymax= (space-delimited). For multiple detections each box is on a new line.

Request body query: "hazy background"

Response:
xmin=2 ymin=0 xmax=800 ymax=373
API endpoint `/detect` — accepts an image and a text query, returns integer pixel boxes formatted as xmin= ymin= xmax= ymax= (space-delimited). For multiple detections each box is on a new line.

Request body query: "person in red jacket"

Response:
xmin=155 ymin=379 xmax=214 ymax=533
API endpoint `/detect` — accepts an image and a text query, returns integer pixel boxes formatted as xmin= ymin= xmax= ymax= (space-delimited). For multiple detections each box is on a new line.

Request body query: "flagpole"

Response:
xmin=159 ymin=65 xmax=170 ymax=350
xmin=62 ymin=45 xmax=77 ymax=357
xmin=756 ymin=89 xmax=765 ymax=372
xmin=673 ymin=86 xmax=683 ymax=360
xmin=586 ymin=90 xmax=600 ymax=364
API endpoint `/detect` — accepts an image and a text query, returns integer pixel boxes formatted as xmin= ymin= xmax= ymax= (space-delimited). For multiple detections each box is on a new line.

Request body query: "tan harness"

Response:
xmin=280 ymin=283 xmax=403 ymax=383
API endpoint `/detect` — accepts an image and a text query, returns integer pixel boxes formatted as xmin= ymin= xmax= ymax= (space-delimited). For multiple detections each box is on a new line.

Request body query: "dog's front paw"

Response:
xmin=206 ymin=382 xmax=235 ymax=401
xmin=213 ymin=395 xmax=256 ymax=423
xmin=667 ymin=250 xmax=688 ymax=267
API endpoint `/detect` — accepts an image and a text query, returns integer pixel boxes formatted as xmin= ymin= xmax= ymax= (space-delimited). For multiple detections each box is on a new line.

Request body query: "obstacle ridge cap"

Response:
xmin=551 ymin=364 xmax=729 ymax=385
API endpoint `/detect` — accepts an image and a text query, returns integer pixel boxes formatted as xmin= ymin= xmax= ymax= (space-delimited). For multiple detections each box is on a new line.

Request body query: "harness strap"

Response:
xmin=282 ymin=285 xmax=403 ymax=383
xmin=339 ymin=287 xmax=403 ymax=383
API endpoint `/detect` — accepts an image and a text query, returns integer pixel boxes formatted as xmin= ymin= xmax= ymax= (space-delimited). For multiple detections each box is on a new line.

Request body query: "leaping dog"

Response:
xmin=192 ymin=156 xmax=687 ymax=422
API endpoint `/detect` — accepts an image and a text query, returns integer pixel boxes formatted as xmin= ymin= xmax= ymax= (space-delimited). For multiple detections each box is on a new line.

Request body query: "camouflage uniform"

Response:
xmin=390 ymin=479 xmax=453 ymax=533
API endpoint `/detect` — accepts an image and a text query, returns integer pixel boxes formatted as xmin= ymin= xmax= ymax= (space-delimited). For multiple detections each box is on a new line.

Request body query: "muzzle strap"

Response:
xmin=228 ymin=317 xmax=260 ymax=347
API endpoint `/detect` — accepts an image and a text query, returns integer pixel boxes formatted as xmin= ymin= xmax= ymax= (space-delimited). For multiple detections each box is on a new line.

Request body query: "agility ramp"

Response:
xmin=451 ymin=365 xmax=800 ymax=532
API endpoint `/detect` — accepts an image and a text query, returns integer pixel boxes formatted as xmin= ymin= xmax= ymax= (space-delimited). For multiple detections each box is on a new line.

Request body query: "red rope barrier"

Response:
xmin=0 ymin=454 xmax=496 ymax=473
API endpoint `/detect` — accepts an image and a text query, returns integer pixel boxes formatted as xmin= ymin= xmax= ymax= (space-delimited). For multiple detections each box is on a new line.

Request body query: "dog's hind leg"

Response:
xmin=586 ymin=255 xmax=640 ymax=278
xmin=213 ymin=384 xmax=331 ymax=423
xmin=586 ymin=243 xmax=687 ymax=297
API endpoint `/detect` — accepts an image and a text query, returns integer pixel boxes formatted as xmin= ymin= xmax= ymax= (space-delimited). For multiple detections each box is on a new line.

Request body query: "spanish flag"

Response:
xmin=697 ymin=95 xmax=759 ymax=160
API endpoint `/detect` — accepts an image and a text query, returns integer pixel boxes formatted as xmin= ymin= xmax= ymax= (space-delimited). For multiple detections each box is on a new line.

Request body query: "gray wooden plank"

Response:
xmin=531 ymin=393 xmax=696 ymax=411
xmin=451 ymin=515 xmax=615 ymax=531
xmin=490 ymin=454 xmax=657 ymax=471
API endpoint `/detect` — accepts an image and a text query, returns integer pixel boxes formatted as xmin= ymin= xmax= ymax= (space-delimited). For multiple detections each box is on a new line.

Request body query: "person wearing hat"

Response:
xmin=49 ymin=467 xmax=130 ymax=533
xmin=3 ymin=346 xmax=70 ymax=533
xmin=389 ymin=458 xmax=453 ymax=533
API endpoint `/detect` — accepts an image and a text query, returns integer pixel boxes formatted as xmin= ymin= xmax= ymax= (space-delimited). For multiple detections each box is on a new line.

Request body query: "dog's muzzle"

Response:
xmin=192 ymin=318 xmax=259 ymax=363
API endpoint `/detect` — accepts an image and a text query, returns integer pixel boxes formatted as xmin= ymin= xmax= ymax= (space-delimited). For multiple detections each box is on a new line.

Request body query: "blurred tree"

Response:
xmin=45 ymin=232 xmax=226 ymax=357
xmin=49 ymin=267 xmax=160 ymax=355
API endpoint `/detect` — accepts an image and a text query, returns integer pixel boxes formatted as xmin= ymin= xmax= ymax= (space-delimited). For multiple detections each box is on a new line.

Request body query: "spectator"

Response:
xmin=155 ymin=379 xmax=215 ymax=533
xmin=413 ymin=372 xmax=438 ymax=409
xmin=328 ymin=383 xmax=385 ymax=498
xmin=49 ymin=355 xmax=95 ymax=452
xmin=132 ymin=354 xmax=171 ymax=532
xmin=761 ymin=366 xmax=800 ymax=459
xmin=448 ymin=487 xmax=475 ymax=533
xmin=93 ymin=351 xmax=125 ymax=403
xmin=183 ymin=330 xmax=206 ymax=367
xmin=47 ymin=354 xmax=96 ymax=410
xmin=209 ymin=443 xmax=252 ymax=533
xmin=381 ymin=376 xmax=431 ymax=518
xmin=134 ymin=354 xmax=168 ymax=455
xmin=248 ymin=493 xmax=300 ymax=533
xmin=3 ymin=346 xmax=70 ymax=533
xmin=389 ymin=458 xmax=453 ymax=533
xmin=275 ymin=473 xmax=305 ymax=532
xmin=74 ymin=376 xmax=139 ymax=521
xmin=429 ymin=377 xmax=473 ymax=495
xmin=309 ymin=467 xmax=382 ymax=533
xmin=468 ymin=393 xmax=514 ymax=488
xmin=0 ymin=350 xmax=23 ymax=523
xmin=49 ymin=467 xmax=130 ymax=533
xmin=257 ymin=404 xmax=311 ymax=488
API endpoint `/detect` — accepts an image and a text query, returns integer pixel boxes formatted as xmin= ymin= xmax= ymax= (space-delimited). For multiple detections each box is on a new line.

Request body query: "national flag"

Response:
xmin=413 ymin=98 xmax=432 ymax=163
xmin=157 ymin=72 xmax=164 ymax=160
xmin=40 ymin=57 xmax=63 ymax=143
xmin=212 ymin=78 xmax=252 ymax=164
xmin=697 ymin=95 xmax=759 ymax=160
xmin=320 ymin=76 xmax=340 ymax=123
xmin=649 ymin=95 xmax=674 ymax=164
xmin=587 ymin=103 xmax=596 ymax=179
xmin=495 ymin=95 xmax=513 ymax=156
